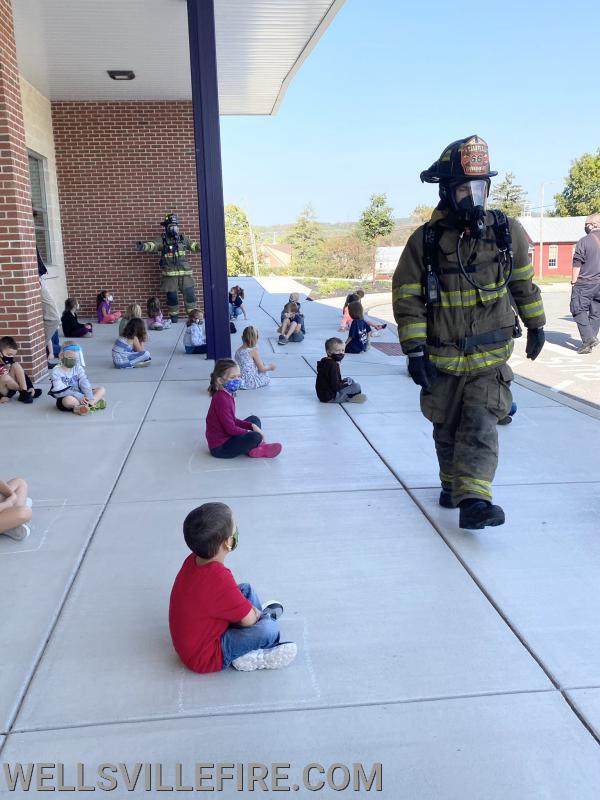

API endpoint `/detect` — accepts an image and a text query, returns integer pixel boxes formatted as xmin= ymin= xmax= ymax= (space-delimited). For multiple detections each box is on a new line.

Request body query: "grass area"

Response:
xmin=536 ymin=275 xmax=572 ymax=285
xmin=301 ymin=277 xmax=392 ymax=299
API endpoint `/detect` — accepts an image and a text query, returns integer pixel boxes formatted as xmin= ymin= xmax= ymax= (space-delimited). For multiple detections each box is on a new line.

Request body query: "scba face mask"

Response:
xmin=451 ymin=180 xmax=489 ymax=238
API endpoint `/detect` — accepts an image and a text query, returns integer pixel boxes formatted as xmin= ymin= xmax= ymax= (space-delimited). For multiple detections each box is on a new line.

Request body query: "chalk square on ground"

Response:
xmin=14 ymin=491 xmax=548 ymax=731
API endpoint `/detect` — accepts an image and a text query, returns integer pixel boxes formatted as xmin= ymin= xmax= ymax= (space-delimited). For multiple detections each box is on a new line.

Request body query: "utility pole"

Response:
xmin=248 ymin=215 xmax=259 ymax=277
xmin=539 ymin=184 xmax=545 ymax=281
xmin=538 ymin=180 xmax=558 ymax=280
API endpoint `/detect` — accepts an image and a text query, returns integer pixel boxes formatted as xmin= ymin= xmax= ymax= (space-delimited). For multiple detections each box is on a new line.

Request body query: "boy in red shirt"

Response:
xmin=169 ymin=502 xmax=297 ymax=673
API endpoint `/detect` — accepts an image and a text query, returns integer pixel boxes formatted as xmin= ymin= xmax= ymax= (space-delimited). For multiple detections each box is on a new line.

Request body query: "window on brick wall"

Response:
xmin=28 ymin=152 xmax=52 ymax=265
xmin=548 ymin=244 xmax=558 ymax=269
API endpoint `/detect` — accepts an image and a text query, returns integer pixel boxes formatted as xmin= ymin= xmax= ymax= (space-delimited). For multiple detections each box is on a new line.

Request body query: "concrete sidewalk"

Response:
xmin=2 ymin=277 xmax=600 ymax=797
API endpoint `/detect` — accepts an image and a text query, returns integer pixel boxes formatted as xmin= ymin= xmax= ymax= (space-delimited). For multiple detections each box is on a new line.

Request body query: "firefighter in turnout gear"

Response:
xmin=393 ymin=136 xmax=546 ymax=530
xmin=136 ymin=213 xmax=200 ymax=323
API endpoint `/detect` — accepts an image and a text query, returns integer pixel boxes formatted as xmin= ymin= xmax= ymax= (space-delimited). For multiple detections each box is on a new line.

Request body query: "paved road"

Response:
xmin=365 ymin=284 xmax=600 ymax=409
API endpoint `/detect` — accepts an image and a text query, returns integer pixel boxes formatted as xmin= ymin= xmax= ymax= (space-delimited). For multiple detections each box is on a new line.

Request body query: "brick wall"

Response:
xmin=51 ymin=102 xmax=203 ymax=318
xmin=0 ymin=0 xmax=46 ymax=378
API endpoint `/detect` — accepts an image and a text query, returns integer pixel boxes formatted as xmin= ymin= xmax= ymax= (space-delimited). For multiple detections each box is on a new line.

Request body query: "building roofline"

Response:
xmin=270 ymin=0 xmax=345 ymax=115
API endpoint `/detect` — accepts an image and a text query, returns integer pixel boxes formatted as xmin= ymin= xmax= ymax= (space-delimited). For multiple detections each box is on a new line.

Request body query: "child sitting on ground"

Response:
xmin=287 ymin=292 xmax=306 ymax=334
xmin=355 ymin=288 xmax=387 ymax=333
xmin=0 ymin=477 xmax=32 ymax=541
xmin=112 ymin=318 xmax=151 ymax=369
xmin=338 ymin=293 xmax=360 ymax=331
xmin=147 ymin=296 xmax=172 ymax=330
xmin=206 ymin=359 xmax=282 ymax=459
xmin=278 ymin=302 xmax=304 ymax=346
xmin=49 ymin=341 xmax=106 ymax=415
xmin=119 ymin=303 xmax=143 ymax=335
xmin=169 ymin=501 xmax=296 ymax=673
xmin=0 ymin=337 xmax=42 ymax=405
xmin=345 ymin=301 xmax=372 ymax=354
xmin=229 ymin=286 xmax=248 ymax=320
xmin=235 ymin=326 xmax=275 ymax=389
xmin=61 ymin=298 xmax=93 ymax=338
xmin=316 ymin=337 xmax=366 ymax=404
xmin=96 ymin=290 xmax=122 ymax=324
xmin=183 ymin=310 xmax=207 ymax=354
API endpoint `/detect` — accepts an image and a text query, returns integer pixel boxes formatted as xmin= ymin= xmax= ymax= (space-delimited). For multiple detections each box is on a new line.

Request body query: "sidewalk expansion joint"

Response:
xmin=8 ymin=687 xmax=558 ymax=737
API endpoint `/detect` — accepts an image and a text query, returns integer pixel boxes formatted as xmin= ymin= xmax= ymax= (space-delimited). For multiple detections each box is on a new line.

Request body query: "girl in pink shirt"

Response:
xmin=205 ymin=359 xmax=282 ymax=459
xmin=96 ymin=289 xmax=122 ymax=324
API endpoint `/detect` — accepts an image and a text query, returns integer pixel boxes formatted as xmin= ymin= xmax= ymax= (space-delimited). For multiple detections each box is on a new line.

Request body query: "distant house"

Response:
xmin=261 ymin=243 xmax=292 ymax=270
xmin=374 ymin=246 xmax=404 ymax=277
xmin=518 ymin=216 xmax=587 ymax=278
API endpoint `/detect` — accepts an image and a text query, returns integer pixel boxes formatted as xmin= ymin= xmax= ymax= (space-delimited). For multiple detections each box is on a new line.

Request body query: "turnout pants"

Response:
xmin=420 ymin=364 xmax=513 ymax=505
xmin=161 ymin=274 xmax=197 ymax=319
xmin=570 ymin=281 xmax=600 ymax=344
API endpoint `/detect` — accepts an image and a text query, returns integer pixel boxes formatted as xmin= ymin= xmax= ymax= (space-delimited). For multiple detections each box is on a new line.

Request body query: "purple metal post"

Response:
xmin=186 ymin=0 xmax=231 ymax=360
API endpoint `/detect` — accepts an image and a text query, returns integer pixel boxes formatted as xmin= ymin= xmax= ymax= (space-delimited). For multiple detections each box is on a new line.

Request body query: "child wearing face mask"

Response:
xmin=205 ymin=359 xmax=282 ymax=458
xmin=316 ymin=337 xmax=367 ymax=404
xmin=0 ymin=336 xmax=43 ymax=404
xmin=169 ymin=501 xmax=296 ymax=673
xmin=183 ymin=310 xmax=207 ymax=354
xmin=61 ymin=298 xmax=93 ymax=338
xmin=48 ymin=341 xmax=106 ymax=415
xmin=96 ymin=290 xmax=122 ymax=324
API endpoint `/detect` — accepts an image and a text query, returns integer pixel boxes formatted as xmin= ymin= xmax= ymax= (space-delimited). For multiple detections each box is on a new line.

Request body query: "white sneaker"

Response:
xmin=232 ymin=642 xmax=297 ymax=671
xmin=3 ymin=523 xmax=30 ymax=541
xmin=261 ymin=601 xmax=284 ymax=620
xmin=348 ymin=393 xmax=367 ymax=403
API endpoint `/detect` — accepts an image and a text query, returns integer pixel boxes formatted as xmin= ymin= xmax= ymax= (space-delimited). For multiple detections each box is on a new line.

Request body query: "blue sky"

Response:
xmin=220 ymin=0 xmax=599 ymax=226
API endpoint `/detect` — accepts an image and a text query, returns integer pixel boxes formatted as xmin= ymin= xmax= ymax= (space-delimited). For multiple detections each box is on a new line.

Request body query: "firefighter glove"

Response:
xmin=407 ymin=353 xmax=434 ymax=391
xmin=526 ymin=327 xmax=545 ymax=361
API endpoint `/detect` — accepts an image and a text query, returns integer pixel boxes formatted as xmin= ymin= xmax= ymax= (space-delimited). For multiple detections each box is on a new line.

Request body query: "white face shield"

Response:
xmin=454 ymin=180 xmax=489 ymax=213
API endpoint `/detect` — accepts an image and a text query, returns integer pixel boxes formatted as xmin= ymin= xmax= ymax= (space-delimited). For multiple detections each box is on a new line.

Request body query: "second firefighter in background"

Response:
xmin=393 ymin=135 xmax=545 ymax=531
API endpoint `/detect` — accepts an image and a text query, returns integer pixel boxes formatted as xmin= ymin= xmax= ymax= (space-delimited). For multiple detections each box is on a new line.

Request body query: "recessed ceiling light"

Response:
xmin=107 ymin=70 xmax=135 ymax=81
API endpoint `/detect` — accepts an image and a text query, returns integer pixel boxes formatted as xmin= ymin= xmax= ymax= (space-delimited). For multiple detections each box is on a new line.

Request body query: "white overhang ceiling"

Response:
xmin=12 ymin=0 xmax=344 ymax=114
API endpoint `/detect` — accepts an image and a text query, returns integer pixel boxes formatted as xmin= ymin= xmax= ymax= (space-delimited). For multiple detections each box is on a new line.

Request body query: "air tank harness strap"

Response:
xmin=427 ymin=330 xmax=512 ymax=354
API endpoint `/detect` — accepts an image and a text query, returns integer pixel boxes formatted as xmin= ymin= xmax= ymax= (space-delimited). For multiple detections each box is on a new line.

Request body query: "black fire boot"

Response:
xmin=439 ymin=489 xmax=455 ymax=508
xmin=459 ymin=499 xmax=505 ymax=530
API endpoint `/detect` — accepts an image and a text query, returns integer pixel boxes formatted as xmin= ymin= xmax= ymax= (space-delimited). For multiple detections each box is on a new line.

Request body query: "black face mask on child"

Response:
xmin=330 ymin=353 xmax=345 ymax=362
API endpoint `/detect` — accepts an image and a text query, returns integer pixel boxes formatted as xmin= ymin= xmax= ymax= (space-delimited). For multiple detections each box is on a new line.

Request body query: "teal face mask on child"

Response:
xmin=230 ymin=526 xmax=239 ymax=551
xmin=62 ymin=357 xmax=77 ymax=368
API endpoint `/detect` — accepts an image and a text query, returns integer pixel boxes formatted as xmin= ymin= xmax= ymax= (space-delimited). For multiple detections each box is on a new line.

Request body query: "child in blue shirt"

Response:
xmin=344 ymin=301 xmax=372 ymax=354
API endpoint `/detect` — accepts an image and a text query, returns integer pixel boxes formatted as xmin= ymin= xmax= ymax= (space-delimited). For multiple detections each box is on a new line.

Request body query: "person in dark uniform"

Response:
xmin=570 ymin=213 xmax=600 ymax=354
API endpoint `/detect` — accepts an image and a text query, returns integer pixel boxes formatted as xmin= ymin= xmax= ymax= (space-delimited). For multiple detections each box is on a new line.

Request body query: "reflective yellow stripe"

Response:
xmin=519 ymin=299 xmax=544 ymax=320
xmin=163 ymin=270 xmax=193 ymax=277
xmin=399 ymin=322 xmax=427 ymax=343
xmin=144 ymin=242 xmax=158 ymax=252
xmin=393 ymin=284 xmax=422 ymax=300
xmin=510 ymin=263 xmax=534 ymax=281
xmin=435 ymin=284 xmax=507 ymax=308
xmin=455 ymin=477 xmax=492 ymax=499
xmin=429 ymin=341 xmax=513 ymax=374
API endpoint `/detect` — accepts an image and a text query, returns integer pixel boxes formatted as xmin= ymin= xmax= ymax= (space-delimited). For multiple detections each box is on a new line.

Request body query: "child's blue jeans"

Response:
xmin=221 ymin=583 xmax=280 ymax=669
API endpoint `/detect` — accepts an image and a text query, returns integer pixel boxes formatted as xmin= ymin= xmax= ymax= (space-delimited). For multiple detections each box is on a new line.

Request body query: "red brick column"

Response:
xmin=0 ymin=0 xmax=46 ymax=379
